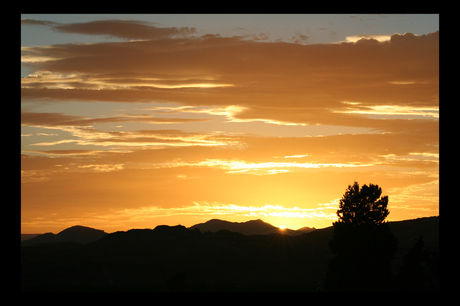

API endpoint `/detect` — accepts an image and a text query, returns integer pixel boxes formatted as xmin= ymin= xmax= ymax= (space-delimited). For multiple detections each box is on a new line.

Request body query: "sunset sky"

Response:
xmin=21 ymin=14 xmax=439 ymax=234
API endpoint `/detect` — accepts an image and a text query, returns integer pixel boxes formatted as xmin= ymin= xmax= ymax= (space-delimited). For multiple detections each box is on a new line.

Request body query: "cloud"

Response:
xmin=25 ymin=129 xmax=438 ymax=176
xmin=22 ymin=18 xmax=197 ymax=40
xmin=99 ymin=201 xmax=340 ymax=224
xmin=21 ymin=111 xmax=92 ymax=126
xmin=21 ymin=139 xmax=438 ymax=232
xmin=21 ymin=200 xmax=340 ymax=232
xmin=21 ymin=110 xmax=238 ymax=149
xmin=21 ymin=29 xmax=438 ymax=131
xmin=337 ymin=102 xmax=439 ymax=119
xmin=160 ymin=158 xmax=374 ymax=176
xmin=21 ymin=110 xmax=212 ymax=127
xmin=77 ymin=164 xmax=124 ymax=172
xmin=21 ymin=18 xmax=58 ymax=27
xmin=23 ymin=149 xmax=105 ymax=157
xmin=22 ymin=105 xmax=438 ymax=171
xmin=344 ymin=33 xmax=392 ymax=43
xmin=291 ymin=32 xmax=309 ymax=44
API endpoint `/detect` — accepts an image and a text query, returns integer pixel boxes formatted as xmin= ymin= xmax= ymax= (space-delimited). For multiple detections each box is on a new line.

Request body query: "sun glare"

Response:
xmin=279 ymin=226 xmax=286 ymax=230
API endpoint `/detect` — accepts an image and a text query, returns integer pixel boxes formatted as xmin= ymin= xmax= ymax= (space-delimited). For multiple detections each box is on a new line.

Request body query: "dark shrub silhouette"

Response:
xmin=324 ymin=182 xmax=398 ymax=292
xmin=166 ymin=273 xmax=187 ymax=292
xmin=396 ymin=236 xmax=439 ymax=291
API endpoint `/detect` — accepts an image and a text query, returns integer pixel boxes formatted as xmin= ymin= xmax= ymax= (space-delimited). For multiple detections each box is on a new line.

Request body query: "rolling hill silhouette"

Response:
xmin=190 ymin=218 xmax=278 ymax=235
xmin=189 ymin=218 xmax=315 ymax=236
xmin=21 ymin=225 xmax=107 ymax=246
xmin=21 ymin=234 xmax=40 ymax=242
xmin=21 ymin=216 xmax=438 ymax=291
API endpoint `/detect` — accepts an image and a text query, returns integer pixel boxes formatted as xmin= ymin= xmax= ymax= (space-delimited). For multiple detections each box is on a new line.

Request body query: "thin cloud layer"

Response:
xmin=21 ymin=110 xmax=212 ymax=127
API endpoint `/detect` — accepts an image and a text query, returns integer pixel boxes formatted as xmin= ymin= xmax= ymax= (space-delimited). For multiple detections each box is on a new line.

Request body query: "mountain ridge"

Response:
xmin=22 ymin=216 xmax=437 ymax=243
xmin=21 ymin=216 xmax=438 ymax=291
xmin=189 ymin=218 xmax=279 ymax=236
xmin=20 ymin=219 xmax=311 ymax=246
xmin=189 ymin=218 xmax=316 ymax=236
xmin=21 ymin=225 xmax=107 ymax=246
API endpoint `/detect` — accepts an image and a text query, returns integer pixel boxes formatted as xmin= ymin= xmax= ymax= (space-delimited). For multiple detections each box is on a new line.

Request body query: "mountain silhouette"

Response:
xmin=387 ymin=216 xmax=439 ymax=271
xmin=21 ymin=234 xmax=41 ymax=242
xmin=21 ymin=216 xmax=438 ymax=291
xmin=189 ymin=218 xmax=310 ymax=236
xmin=294 ymin=226 xmax=316 ymax=234
xmin=21 ymin=225 xmax=107 ymax=246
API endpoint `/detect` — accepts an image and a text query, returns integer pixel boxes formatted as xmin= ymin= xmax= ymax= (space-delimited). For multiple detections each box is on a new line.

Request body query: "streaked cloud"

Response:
xmin=283 ymin=154 xmax=309 ymax=158
xmin=21 ymin=70 xmax=234 ymax=90
xmin=25 ymin=128 xmax=237 ymax=149
xmin=170 ymin=159 xmax=374 ymax=175
xmin=338 ymin=102 xmax=439 ymax=119
xmin=77 ymin=164 xmax=124 ymax=172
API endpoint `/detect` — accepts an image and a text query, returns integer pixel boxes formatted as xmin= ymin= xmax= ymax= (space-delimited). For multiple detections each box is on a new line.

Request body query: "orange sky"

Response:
xmin=21 ymin=15 xmax=439 ymax=233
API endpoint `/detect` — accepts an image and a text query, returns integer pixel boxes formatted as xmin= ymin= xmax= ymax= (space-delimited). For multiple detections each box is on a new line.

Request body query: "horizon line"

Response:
xmin=20 ymin=215 xmax=440 ymax=235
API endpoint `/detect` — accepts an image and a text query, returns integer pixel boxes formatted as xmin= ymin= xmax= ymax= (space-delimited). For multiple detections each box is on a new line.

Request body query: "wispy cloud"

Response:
xmin=22 ymin=18 xmax=197 ymax=40
xmin=21 ymin=110 xmax=227 ymax=149
xmin=165 ymin=159 xmax=374 ymax=175
xmin=21 ymin=70 xmax=234 ymax=90
xmin=77 ymin=164 xmax=124 ymax=172
xmin=25 ymin=128 xmax=237 ymax=149
xmin=337 ymin=102 xmax=439 ymax=119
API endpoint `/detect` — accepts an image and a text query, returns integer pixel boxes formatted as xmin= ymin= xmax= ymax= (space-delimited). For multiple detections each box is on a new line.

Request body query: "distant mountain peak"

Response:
xmin=245 ymin=219 xmax=269 ymax=224
xmin=153 ymin=224 xmax=187 ymax=235
xmin=22 ymin=225 xmax=107 ymax=246
xmin=244 ymin=219 xmax=261 ymax=223
xmin=58 ymin=225 xmax=102 ymax=233
xmin=189 ymin=218 xmax=317 ymax=236
xmin=190 ymin=219 xmax=277 ymax=236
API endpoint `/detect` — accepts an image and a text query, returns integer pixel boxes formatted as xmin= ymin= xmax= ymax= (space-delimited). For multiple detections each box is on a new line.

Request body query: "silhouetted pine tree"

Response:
xmin=324 ymin=182 xmax=398 ymax=292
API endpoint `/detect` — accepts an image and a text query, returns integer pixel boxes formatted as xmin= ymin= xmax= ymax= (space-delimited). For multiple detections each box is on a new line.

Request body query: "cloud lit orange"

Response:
xmin=21 ymin=16 xmax=438 ymax=234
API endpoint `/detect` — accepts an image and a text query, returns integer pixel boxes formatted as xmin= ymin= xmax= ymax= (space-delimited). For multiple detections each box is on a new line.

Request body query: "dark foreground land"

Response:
xmin=21 ymin=217 xmax=439 ymax=292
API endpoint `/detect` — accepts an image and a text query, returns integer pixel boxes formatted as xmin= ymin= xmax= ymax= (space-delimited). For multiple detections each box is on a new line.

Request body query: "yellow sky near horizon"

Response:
xmin=21 ymin=16 xmax=438 ymax=234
